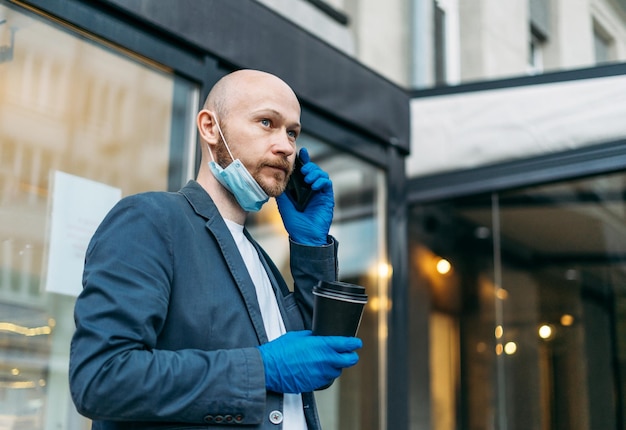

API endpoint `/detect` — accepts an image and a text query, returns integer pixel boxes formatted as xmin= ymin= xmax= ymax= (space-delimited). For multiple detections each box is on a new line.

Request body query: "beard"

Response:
xmin=214 ymin=134 xmax=293 ymax=198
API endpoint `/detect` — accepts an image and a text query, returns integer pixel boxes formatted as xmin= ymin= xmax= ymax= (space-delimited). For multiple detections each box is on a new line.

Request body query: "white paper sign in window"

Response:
xmin=45 ymin=171 xmax=121 ymax=297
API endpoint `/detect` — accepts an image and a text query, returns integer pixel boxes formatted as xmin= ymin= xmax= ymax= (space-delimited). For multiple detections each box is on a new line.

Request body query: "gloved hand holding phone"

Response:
xmin=276 ymin=148 xmax=334 ymax=246
xmin=257 ymin=330 xmax=362 ymax=394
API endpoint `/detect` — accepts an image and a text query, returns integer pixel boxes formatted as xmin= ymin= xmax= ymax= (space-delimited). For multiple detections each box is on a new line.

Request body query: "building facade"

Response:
xmin=1 ymin=0 xmax=626 ymax=429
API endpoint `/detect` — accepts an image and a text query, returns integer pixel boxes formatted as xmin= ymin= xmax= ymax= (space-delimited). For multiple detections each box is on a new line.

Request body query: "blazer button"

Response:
xmin=269 ymin=410 xmax=283 ymax=424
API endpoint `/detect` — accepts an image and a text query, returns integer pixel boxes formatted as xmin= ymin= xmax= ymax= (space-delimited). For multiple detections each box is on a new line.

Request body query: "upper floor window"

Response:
xmin=593 ymin=22 xmax=614 ymax=65
xmin=528 ymin=27 xmax=545 ymax=75
xmin=434 ymin=0 xmax=447 ymax=85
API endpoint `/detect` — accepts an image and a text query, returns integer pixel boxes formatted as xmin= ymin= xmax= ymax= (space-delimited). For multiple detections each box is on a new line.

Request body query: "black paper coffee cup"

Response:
xmin=312 ymin=280 xmax=368 ymax=337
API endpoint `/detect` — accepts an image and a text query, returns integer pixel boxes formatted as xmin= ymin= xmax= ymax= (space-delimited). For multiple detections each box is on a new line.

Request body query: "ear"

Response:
xmin=197 ymin=109 xmax=220 ymax=145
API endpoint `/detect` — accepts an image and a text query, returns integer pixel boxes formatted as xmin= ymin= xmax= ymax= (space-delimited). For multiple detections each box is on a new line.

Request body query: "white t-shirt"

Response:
xmin=225 ymin=219 xmax=307 ymax=430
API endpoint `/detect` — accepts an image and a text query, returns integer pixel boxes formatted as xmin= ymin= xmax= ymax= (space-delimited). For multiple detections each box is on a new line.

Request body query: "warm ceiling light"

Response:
xmin=377 ymin=262 xmax=392 ymax=279
xmin=436 ymin=258 xmax=451 ymax=275
xmin=0 ymin=322 xmax=52 ymax=336
xmin=494 ymin=325 xmax=503 ymax=339
xmin=504 ymin=342 xmax=517 ymax=355
xmin=560 ymin=314 xmax=574 ymax=326
xmin=495 ymin=288 xmax=508 ymax=300
xmin=538 ymin=324 xmax=553 ymax=339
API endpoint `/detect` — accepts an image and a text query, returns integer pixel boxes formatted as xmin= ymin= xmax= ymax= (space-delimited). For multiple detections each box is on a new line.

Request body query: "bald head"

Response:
xmin=195 ymin=69 xmax=302 ymax=202
xmin=204 ymin=69 xmax=300 ymax=121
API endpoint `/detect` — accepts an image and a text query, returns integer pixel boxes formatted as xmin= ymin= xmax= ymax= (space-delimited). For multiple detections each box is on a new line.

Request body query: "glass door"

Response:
xmin=410 ymin=170 xmax=626 ymax=430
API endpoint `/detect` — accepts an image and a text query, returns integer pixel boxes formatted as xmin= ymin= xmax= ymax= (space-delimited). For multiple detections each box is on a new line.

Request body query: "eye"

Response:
xmin=287 ymin=130 xmax=298 ymax=139
xmin=260 ymin=118 xmax=271 ymax=127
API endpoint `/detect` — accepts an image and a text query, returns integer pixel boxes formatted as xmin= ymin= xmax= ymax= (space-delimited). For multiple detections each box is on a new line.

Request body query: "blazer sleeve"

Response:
xmin=69 ymin=194 xmax=267 ymax=425
xmin=289 ymin=236 xmax=339 ymax=329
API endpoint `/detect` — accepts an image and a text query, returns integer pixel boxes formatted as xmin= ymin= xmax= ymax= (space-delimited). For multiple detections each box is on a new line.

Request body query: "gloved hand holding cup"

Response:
xmin=257 ymin=330 xmax=362 ymax=394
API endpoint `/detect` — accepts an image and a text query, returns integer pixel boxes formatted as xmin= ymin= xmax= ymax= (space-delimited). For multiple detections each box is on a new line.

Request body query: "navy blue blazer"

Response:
xmin=69 ymin=180 xmax=339 ymax=429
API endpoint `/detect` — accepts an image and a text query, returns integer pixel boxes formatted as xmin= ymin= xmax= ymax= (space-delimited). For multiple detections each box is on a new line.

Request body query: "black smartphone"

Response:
xmin=286 ymin=154 xmax=314 ymax=212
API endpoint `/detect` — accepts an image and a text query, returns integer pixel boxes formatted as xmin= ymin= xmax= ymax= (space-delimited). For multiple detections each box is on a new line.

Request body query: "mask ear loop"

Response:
xmin=206 ymin=143 xmax=216 ymax=162
xmin=207 ymin=113 xmax=236 ymax=163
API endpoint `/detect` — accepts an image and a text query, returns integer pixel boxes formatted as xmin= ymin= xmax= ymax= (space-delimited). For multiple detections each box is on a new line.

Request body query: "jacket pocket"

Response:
xmin=281 ymin=293 xmax=305 ymax=331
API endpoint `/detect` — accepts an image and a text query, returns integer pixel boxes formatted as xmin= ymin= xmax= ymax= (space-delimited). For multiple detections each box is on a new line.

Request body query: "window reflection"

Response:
xmin=0 ymin=3 xmax=197 ymax=428
xmin=411 ymin=171 xmax=626 ymax=430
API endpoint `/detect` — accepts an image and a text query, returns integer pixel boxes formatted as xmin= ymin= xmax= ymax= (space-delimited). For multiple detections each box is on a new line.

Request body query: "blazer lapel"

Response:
xmin=245 ymin=230 xmax=297 ymax=332
xmin=179 ymin=181 xmax=268 ymax=344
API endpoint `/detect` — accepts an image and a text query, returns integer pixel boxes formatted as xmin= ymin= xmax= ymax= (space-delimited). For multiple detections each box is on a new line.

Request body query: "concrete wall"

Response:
xmin=459 ymin=0 xmax=529 ymax=82
xmin=544 ymin=0 xmax=595 ymax=71
xmin=348 ymin=0 xmax=412 ymax=86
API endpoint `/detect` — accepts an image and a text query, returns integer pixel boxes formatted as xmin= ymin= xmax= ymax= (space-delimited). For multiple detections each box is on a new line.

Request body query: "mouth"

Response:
xmin=267 ymin=165 xmax=288 ymax=174
xmin=263 ymin=160 xmax=291 ymax=177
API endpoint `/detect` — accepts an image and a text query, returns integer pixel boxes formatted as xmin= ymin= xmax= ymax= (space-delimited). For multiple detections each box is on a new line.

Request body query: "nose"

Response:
xmin=272 ymin=130 xmax=296 ymax=156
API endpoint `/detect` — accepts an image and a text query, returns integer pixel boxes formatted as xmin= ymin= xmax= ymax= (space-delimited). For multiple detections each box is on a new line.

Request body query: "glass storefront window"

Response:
xmin=0 ymin=2 xmax=197 ymax=428
xmin=248 ymin=133 xmax=389 ymax=430
xmin=410 ymin=171 xmax=626 ymax=430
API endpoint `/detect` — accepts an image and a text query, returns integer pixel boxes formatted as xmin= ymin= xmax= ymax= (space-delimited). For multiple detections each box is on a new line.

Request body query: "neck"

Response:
xmin=196 ymin=164 xmax=247 ymax=225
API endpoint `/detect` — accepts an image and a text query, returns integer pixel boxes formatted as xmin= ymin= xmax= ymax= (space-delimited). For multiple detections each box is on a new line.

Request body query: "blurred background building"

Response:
xmin=1 ymin=0 xmax=626 ymax=429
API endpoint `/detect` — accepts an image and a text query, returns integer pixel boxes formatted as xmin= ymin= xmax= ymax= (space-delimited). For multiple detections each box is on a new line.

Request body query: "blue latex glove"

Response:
xmin=276 ymin=148 xmax=334 ymax=246
xmin=257 ymin=330 xmax=362 ymax=394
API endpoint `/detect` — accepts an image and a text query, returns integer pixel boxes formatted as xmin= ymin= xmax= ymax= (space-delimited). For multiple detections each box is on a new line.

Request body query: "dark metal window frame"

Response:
xmin=305 ymin=0 xmax=349 ymax=25
xmin=408 ymin=62 xmax=626 ymax=204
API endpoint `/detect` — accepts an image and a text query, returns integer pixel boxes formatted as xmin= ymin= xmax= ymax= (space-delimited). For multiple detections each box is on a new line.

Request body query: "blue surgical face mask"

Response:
xmin=207 ymin=117 xmax=269 ymax=212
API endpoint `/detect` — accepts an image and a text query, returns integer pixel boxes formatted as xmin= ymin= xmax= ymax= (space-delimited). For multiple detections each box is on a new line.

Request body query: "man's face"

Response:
xmin=216 ymin=75 xmax=301 ymax=198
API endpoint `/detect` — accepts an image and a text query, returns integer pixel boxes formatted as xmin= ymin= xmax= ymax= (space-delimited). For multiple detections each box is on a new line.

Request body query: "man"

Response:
xmin=69 ymin=69 xmax=362 ymax=429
